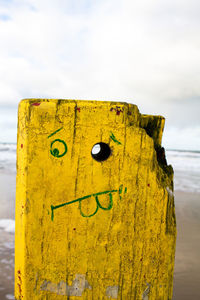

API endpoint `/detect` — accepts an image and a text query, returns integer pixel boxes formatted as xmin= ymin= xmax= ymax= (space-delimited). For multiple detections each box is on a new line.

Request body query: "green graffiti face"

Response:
xmin=50 ymin=139 xmax=68 ymax=158
xmin=48 ymin=129 xmax=126 ymax=219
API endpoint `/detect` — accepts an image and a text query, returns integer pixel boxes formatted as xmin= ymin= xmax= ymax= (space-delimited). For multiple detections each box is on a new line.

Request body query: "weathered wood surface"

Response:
xmin=15 ymin=99 xmax=176 ymax=299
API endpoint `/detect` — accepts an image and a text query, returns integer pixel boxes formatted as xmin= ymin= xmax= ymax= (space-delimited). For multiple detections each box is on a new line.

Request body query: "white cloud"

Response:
xmin=0 ymin=0 xmax=199 ymax=148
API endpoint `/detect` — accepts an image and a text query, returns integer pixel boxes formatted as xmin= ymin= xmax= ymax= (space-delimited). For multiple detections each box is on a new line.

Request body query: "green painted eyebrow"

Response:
xmin=110 ymin=132 xmax=122 ymax=145
xmin=48 ymin=127 xmax=63 ymax=139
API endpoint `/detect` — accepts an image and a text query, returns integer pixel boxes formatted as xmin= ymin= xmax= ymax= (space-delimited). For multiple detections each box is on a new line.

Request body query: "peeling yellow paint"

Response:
xmin=15 ymin=99 xmax=176 ymax=299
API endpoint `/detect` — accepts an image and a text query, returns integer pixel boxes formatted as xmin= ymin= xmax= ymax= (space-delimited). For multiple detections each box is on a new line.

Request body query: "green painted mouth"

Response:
xmin=51 ymin=184 xmax=127 ymax=220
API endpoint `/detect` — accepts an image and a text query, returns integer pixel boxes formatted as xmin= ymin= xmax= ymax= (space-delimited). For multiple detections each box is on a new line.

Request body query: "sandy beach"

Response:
xmin=0 ymin=168 xmax=199 ymax=299
xmin=173 ymin=191 xmax=200 ymax=300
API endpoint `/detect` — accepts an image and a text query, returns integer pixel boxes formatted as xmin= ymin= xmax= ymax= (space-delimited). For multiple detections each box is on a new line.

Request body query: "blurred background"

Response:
xmin=0 ymin=0 xmax=199 ymax=299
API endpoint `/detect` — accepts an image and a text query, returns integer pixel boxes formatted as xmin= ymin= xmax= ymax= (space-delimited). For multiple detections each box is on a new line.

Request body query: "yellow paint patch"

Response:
xmin=15 ymin=99 xmax=176 ymax=299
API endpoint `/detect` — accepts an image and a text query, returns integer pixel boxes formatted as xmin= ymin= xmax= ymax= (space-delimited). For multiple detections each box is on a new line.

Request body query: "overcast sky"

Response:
xmin=0 ymin=0 xmax=199 ymax=150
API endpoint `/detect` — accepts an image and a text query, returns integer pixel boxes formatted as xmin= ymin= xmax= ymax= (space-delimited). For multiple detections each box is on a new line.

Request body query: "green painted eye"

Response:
xmin=50 ymin=139 xmax=67 ymax=158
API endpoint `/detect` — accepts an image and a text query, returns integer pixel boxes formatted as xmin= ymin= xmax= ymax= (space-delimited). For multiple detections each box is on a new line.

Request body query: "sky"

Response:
xmin=0 ymin=0 xmax=199 ymax=150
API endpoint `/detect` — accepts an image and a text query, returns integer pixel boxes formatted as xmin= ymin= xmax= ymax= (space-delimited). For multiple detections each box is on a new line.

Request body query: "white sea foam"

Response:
xmin=3 ymin=242 xmax=15 ymax=249
xmin=0 ymin=143 xmax=16 ymax=172
xmin=0 ymin=219 xmax=15 ymax=233
xmin=5 ymin=294 xmax=15 ymax=300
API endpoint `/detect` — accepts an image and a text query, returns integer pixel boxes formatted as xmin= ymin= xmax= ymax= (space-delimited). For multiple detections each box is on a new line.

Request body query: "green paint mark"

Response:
xmin=96 ymin=193 xmax=113 ymax=210
xmin=110 ymin=132 xmax=122 ymax=145
xmin=79 ymin=199 xmax=99 ymax=218
xmin=124 ymin=187 xmax=127 ymax=194
xmin=119 ymin=184 xmax=123 ymax=194
xmin=48 ymin=127 xmax=63 ymax=139
xmin=51 ymin=205 xmax=54 ymax=221
xmin=50 ymin=139 xmax=67 ymax=158
xmin=51 ymin=185 xmax=127 ymax=220
xmin=119 ymin=184 xmax=123 ymax=200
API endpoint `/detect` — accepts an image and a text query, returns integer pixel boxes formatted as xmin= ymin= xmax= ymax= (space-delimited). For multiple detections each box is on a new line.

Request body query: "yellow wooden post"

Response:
xmin=15 ymin=99 xmax=176 ymax=300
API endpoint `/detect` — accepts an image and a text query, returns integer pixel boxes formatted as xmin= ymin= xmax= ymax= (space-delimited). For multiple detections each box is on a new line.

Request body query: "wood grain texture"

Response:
xmin=15 ymin=99 xmax=176 ymax=299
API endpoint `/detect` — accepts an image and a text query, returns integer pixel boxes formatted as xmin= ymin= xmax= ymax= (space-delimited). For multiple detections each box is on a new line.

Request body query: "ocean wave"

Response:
xmin=0 ymin=219 xmax=15 ymax=234
xmin=0 ymin=143 xmax=16 ymax=172
xmin=166 ymin=150 xmax=200 ymax=193
xmin=5 ymin=295 xmax=15 ymax=300
xmin=0 ymin=143 xmax=16 ymax=152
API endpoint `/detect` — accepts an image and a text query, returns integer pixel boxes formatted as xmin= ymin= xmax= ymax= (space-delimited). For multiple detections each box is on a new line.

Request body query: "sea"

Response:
xmin=0 ymin=142 xmax=200 ymax=193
